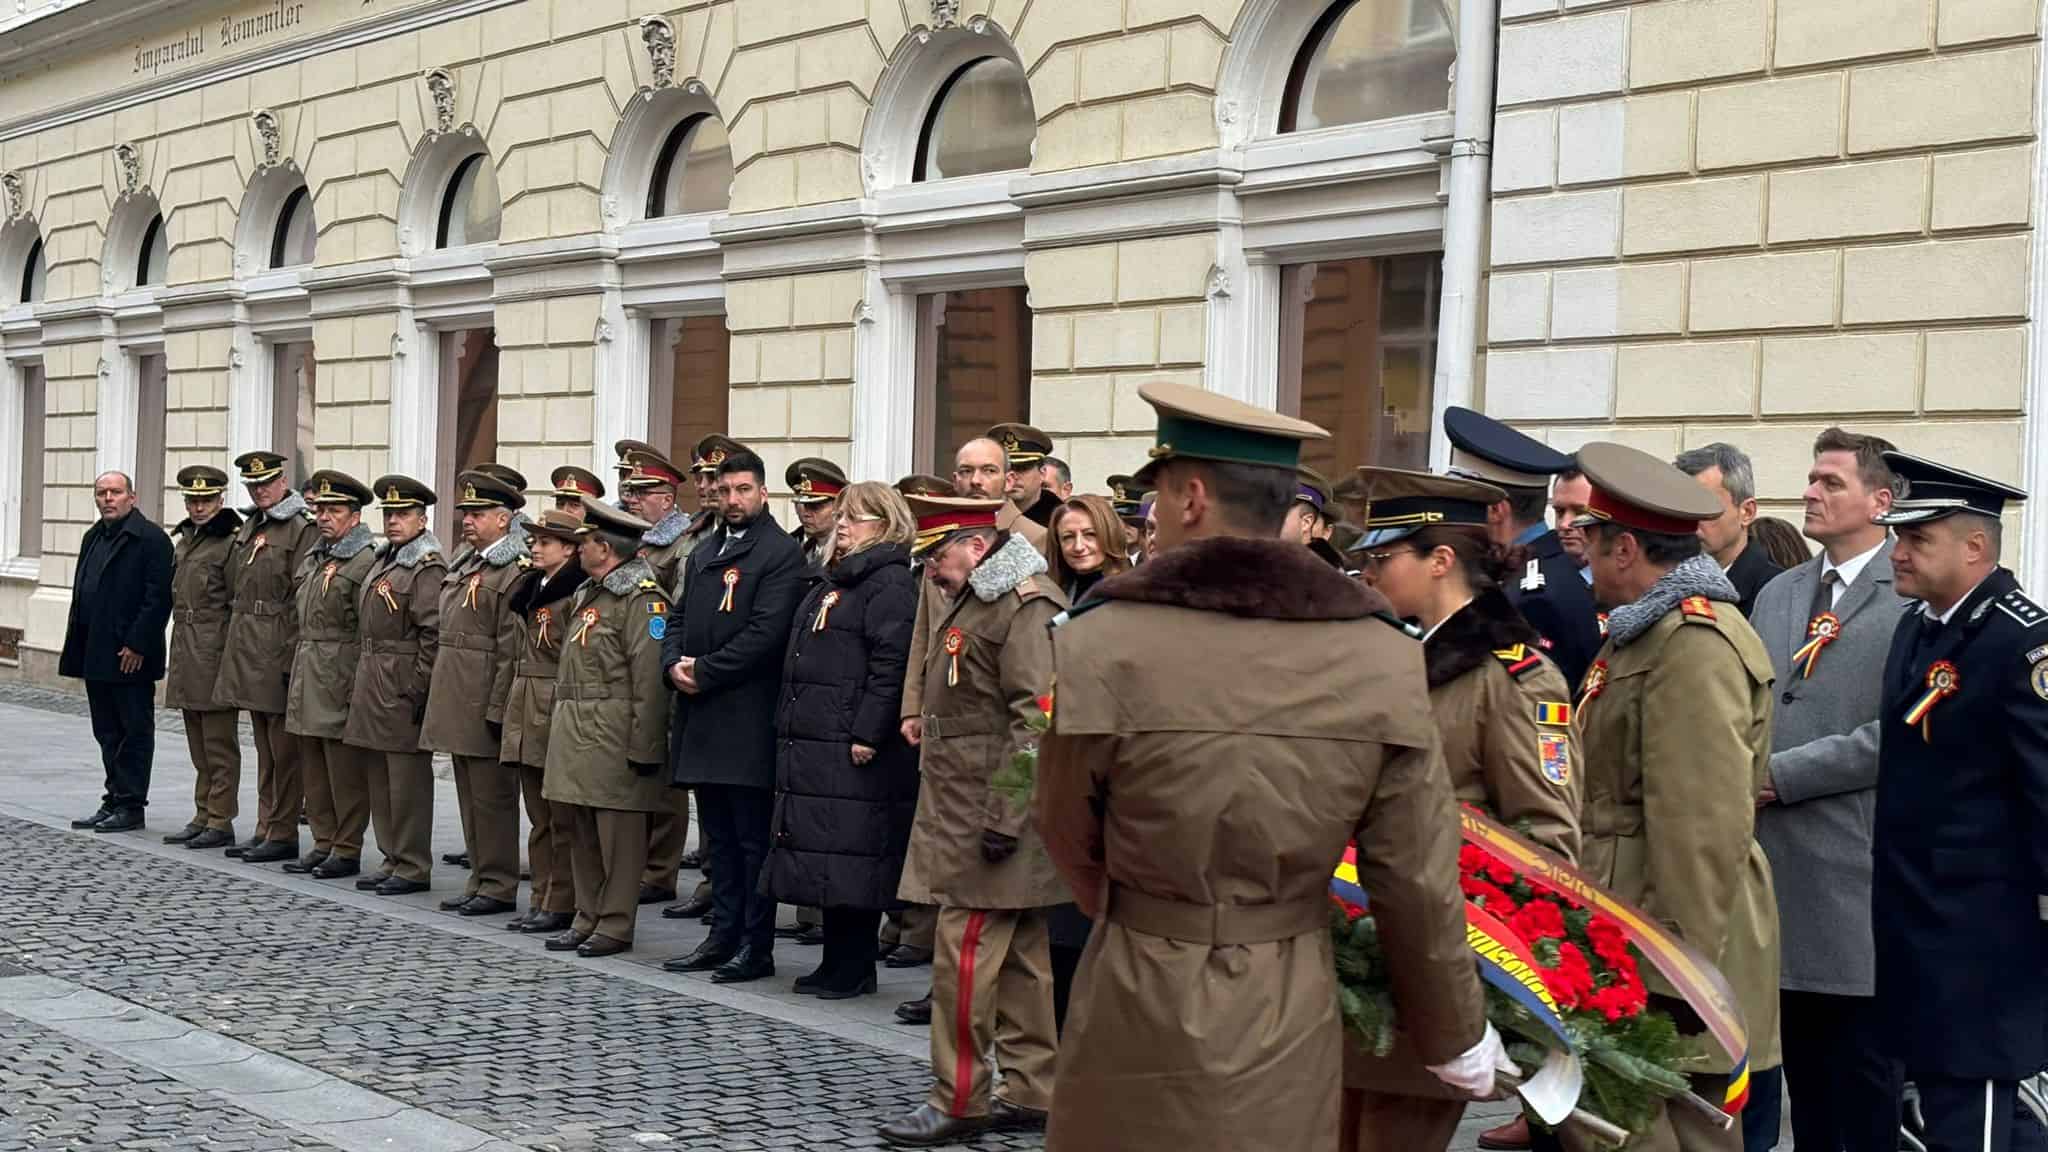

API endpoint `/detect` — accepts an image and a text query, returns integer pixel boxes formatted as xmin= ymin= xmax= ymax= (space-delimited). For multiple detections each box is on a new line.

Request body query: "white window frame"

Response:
xmin=0 ymin=351 xmax=44 ymax=579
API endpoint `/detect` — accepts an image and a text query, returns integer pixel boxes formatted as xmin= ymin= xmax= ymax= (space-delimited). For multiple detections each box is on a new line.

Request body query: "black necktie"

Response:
xmin=1810 ymin=569 xmax=1838 ymax=621
xmin=1917 ymin=610 xmax=1945 ymax=650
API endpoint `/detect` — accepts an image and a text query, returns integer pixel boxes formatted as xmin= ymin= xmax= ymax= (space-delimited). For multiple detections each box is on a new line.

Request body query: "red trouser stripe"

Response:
xmin=950 ymin=911 xmax=987 ymax=1118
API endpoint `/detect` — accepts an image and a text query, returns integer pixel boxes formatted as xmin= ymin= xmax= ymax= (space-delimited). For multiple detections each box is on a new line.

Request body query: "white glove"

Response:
xmin=1427 ymin=1022 xmax=1513 ymax=1098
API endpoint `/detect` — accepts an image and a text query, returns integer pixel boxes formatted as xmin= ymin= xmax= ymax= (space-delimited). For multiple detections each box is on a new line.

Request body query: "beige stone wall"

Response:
xmin=33 ymin=339 xmax=101 ymax=583
xmin=1487 ymin=0 xmax=2040 ymax=521
xmin=311 ymin=312 xmax=394 ymax=484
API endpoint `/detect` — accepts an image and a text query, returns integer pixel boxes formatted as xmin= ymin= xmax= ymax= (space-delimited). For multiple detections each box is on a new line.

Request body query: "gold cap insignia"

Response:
xmin=385 ymin=485 xmax=400 ymax=502
xmin=464 ymin=483 xmax=478 ymax=502
xmin=706 ymin=448 xmax=727 ymax=467
xmin=318 ymin=479 xmax=334 ymax=497
xmin=795 ymin=478 xmax=813 ymax=495
xmin=1000 ymin=432 xmax=1020 ymax=452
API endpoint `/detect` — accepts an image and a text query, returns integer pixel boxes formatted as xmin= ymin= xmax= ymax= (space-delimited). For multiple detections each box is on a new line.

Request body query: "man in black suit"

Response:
xmin=60 ymin=471 xmax=175 ymax=834
xmin=1676 ymin=442 xmax=1782 ymax=618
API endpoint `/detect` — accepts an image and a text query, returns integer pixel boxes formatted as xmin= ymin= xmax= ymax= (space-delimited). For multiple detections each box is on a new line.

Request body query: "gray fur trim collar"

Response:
xmin=265 ymin=491 xmax=308 ymax=521
xmin=643 ymin=509 xmax=690 ymax=547
xmin=1605 ymin=553 xmax=1738 ymax=647
xmin=393 ymin=531 xmax=444 ymax=569
xmin=481 ymin=528 xmax=526 ymax=568
xmin=968 ymin=532 xmax=1047 ymax=603
xmin=601 ymin=556 xmax=656 ymax=596
xmin=321 ymin=524 xmax=376 ymax=560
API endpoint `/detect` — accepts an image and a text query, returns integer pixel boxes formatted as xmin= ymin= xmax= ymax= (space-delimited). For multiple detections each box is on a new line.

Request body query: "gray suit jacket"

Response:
xmin=1752 ymin=539 xmax=1907 ymax=995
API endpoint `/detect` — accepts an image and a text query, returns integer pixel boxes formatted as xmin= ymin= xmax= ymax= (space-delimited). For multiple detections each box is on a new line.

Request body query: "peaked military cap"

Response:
xmin=613 ymin=438 xmax=661 ymax=479
xmin=1350 ymin=467 xmax=1504 ymax=549
xmin=691 ymin=434 xmax=748 ymax=475
xmin=786 ymin=458 xmax=848 ymax=504
xmin=1442 ymin=406 xmax=1573 ymax=491
xmin=1296 ymin=466 xmax=1333 ymax=513
xmin=906 ymin=495 xmax=1002 ymax=557
xmin=577 ymin=498 xmax=653 ymax=540
xmin=372 ymin=474 xmax=436 ymax=509
xmin=620 ymin=447 xmax=685 ymax=491
xmin=1106 ymin=474 xmax=1151 ymax=519
xmin=526 ymin=508 xmax=586 ymax=542
xmin=304 ymin=469 xmax=373 ymax=507
xmin=1571 ymin=442 xmax=1725 ymax=535
xmin=895 ymin=473 xmax=954 ymax=498
xmin=471 ymin=462 xmax=528 ymax=494
xmin=234 ymin=451 xmax=288 ymax=484
xmin=1132 ymin=379 xmax=1328 ymax=484
xmin=177 ymin=465 xmax=230 ymax=497
xmin=551 ymin=465 xmax=606 ymax=501
xmin=454 ymin=469 xmax=524 ymax=511
xmin=1872 ymin=452 xmax=2026 ymax=526
xmin=987 ymin=423 xmax=1053 ymax=466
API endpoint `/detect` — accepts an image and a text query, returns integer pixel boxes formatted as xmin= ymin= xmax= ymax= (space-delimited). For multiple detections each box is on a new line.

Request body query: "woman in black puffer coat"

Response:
xmin=763 ymin=481 xmax=921 ymax=999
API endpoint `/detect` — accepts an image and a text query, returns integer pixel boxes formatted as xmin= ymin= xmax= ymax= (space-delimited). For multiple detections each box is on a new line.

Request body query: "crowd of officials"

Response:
xmin=50 ymin=378 xmax=2047 ymax=1152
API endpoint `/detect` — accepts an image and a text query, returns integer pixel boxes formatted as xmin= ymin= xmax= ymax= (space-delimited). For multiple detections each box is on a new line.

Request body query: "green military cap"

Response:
xmin=372 ymin=474 xmax=436 ymax=509
xmin=1105 ymin=474 xmax=1151 ymax=519
xmin=786 ymin=457 xmax=847 ymax=505
xmin=234 ymin=450 xmax=288 ymax=484
xmin=471 ymin=462 xmax=528 ymax=494
xmin=177 ymin=465 xmax=230 ymax=497
xmin=895 ymin=473 xmax=954 ymax=498
xmin=1571 ymin=442 xmax=1725 ymax=534
xmin=551 ymin=465 xmax=606 ymax=501
xmin=526 ymin=508 xmax=586 ymax=542
xmin=454 ymin=469 xmax=524 ymax=511
xmin=613 ymin=438 xmax=660 ymax=479
xmin=691 ymin=434 xmax=749 ymax=475
xmin=987 ymin=423 xmax=1053 ymax=466
xmin=304 ymin=469 xmax=373 ymax=507
xmin=577 ymin=497 xmax=653 ymax=539
xmin=620 ymin=447 xmax=685 ymax=491
xmin=1349 ymin=466 xmax=1504 ymax=549
xmin=1132 ymin=379 xmax=1328 ymax=484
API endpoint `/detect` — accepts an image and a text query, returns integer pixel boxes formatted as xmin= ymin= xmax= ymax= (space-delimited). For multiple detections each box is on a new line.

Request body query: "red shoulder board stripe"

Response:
xmin=1680 ymin=596 xmax=1717 ymax=620
xmin=1508 ymin=655 xmax=1542 ymax=676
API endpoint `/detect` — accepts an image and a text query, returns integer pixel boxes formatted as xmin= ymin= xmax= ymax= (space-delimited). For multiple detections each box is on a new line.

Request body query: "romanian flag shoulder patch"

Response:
xmin=1535 ymin=701 xmax=1571 ymax=727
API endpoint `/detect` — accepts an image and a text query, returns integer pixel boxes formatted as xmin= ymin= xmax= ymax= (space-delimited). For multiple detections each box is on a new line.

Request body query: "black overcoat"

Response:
xmin=1505 ymin=528 xmax=1602 ymax=691
xmin=58 ymin=510 xmax=174 ymax=683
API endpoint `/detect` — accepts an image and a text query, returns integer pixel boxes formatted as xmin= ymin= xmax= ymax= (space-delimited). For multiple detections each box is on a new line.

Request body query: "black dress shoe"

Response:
xmin=661 ymin=892 xmax=715 ymax=919
xmin=662 ymin=941 xmax=736 ymax=973
xmin=282 ymin=849 xmax=331 ymax=874
xmin=711 ymin=946 xmax=774 ymax=984
xmin=456 ymin=895 xmax=516 ymax=917
xmin=544 ymin=929 xmax=590 ymax=953
xmin=815 ymin=973 xmax=878 ymax=1001
xmin=877 ymin=1104 xmax=990 ymax=1148
xmin=224 ymin=837 xmax=260 ymax=858
xmin=774 ymin=923 xmax=807 ymax=939
xmin=161 ymin=823 xmax=204 ymax=844
xmin=442 ymin=851 xmax=470 ymax=867
xmin=374 ymin=876 xmax=429 ymax=896
xmin=355 ymin=872 xmax=391 ymax=891
xmin=577 ymin=934 xmax=630 ymax=958
xmin=520 ymin=911 xmax=573 ymax=934
xmin=638 ymin=884 xmax=676 ymax=906
xmin=793 ymin=964 xmax=831 ymax=993
xmin=990 ymin=1098 xmax=1049 ymax=1132
xmin=241 ymin=839 xmax=296 ymax=863
xmin=93 ymin=809 xmax=144 ymax=834
xmin=71 ymin=807 xmax=114 ymax=830
xmin=505 ymin=910 xmax=534 ymax=932
xmin=794 ymin=924 xmax=825 ymax=946
xmin=884 ymin=945 xmax=934 ymax=969
xmin=680 ymin=848 xmax=705 ymax=870
xmin=311 ymin=856 xmax=360 ymax=880
xmin=894 ymin=994 xmax=931 ymax=1025
xmin=438 ymin=893 xmax=472 ymax=910
xmin=185 ymin=827 xmax=235 ymax=851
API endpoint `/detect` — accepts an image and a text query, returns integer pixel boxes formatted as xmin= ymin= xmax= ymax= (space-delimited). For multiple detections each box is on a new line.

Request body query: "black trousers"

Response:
xmin=820 ymin=906 xmax=881 ymax=989
xmin=1780 ymin=990 xmax=1903 ymax=1152
xmin=1918 ymin=1077 xmax=2019 ymax=1152
xmin=85 ymin=680 xmax=156 ymax=812
xmin=1744 ymin=1065 xmax=1784 ymax=1152
xmin=699 ymin=783 xmax=774 ymax=955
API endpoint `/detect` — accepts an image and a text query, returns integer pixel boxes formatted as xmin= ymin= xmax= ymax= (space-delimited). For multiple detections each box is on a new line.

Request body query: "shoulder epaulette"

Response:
xmin=1372 ymin=609 xmax=1423 ymax=640
xmin=1996 ymin=588 xmax=2045 ymax=629
xmin=1678 ymin=596 xmax=1718 ymax=622
xmin=1013 ymin=575 xmax=1052 ymax=602
xmin=1492 ymin=643 xmax=1544 ymax=679
xmin=637 ymin=577 xmax=659 ymax=591
xmin=518 ymin=555 xmax=532 ymax=569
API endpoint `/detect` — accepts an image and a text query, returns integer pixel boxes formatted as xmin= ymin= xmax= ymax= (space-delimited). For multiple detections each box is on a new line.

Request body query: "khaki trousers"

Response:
xmin=1548 ymin=1098 xmax=1740 ymax=1152
xmin=301 ymin=738 xmax=369 ymax=858
xmin=452 ymin=755 xmax=521 ymax=902
xmin=181 ymin=710 xmax=241 ymax=830
xmin=362 ymin=748 xmax=434 ymax=883
xmin=882 ymin=904 xmax=937 ymax=951
xmin=570 ymin=805 xmax=648 ymax=942
xmin=642 ymin=787 xmax=691 ymax=892
xmin=1344 ymin=1092 xmax=1464 ymax=1152
xmin=929 ymin=906 xmax=1058 ymax=1118
xmin=518 ymin=763 xmax=574 ymax=914
xmin=249 ymin=711 xmax=301 ymax=844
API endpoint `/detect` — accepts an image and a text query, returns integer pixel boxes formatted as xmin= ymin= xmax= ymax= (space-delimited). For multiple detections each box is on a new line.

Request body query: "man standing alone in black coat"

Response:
xmin=661 ymin=450 xmax=805 ymax=984
xmin=61 ymin=471 xmax=175 ymax=833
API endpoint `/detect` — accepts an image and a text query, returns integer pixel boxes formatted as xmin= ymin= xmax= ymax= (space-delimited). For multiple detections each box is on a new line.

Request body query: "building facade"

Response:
xmin=0 ymin=0 xmax=2038 ymax=682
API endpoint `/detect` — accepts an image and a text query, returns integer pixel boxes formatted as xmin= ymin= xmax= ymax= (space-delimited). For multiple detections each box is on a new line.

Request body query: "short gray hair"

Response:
xmin=1673 ymin=443 xmax=1757 ymax=505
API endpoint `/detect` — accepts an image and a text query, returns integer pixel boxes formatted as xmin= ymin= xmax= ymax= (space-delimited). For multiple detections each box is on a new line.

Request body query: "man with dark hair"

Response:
xmin=1572 ymin=442 xmax=1781 ymax=1150
xmin=1042 ymin=456 xmax=1073 ymax=501
xmin=1676 ymin=443 xmax=1782 ymax=618
xmin=989 ymin=423 xmax=1062 ymax=528
xmin=661 ymin=450 xmax=805 ymax=983
xmin=1550 ymin=468 xmax=1594 ymax=574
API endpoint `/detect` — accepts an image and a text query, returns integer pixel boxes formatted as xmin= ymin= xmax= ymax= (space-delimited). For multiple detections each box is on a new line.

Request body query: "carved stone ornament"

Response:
xmin=1206 ymin=266 xmax=1232 ymax=300
xmin=114 ymin=142 xmax=142 ymax=198
xmin=96 ymin=357 xmax=111 ymax=383
xmin=601 ymin=194 xmax=622 ymax=227
xmin=594 ymin=319 xmax=614 ymax=344
xmin=252 ymin=108 xmax=282 ymax=169
xmin=639 ymin=16 xmax=676 ymax=90
xmin=424 ymin=68 xmax=457 ymax=135
xmin=930 ymin=0 xmax=960 ymax=27
xmin=390 ymin=331 xmax=407 ymax=361
xmin=0 ymin=170 xmax=23 ymax=221
xmin=228 ymin=347 xmax=246 ymax=372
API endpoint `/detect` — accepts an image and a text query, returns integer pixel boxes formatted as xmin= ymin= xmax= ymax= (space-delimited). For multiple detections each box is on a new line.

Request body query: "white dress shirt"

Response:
xmin=1820 ymin=538 xmax=1887 ymax=610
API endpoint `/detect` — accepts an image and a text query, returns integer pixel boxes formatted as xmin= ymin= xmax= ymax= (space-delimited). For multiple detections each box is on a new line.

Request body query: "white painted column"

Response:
xmin=1430 ymin=0 xmax=1500 ymax=470
xmin=850 ymin=267 xmax=915 ymax=483
xmin=386 ymin=312 xmax=436 ymax=483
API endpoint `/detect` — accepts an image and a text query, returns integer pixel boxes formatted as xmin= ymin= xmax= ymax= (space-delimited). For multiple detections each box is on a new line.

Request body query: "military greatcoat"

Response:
xmin=163 ymin=510 xmax=242 ymax=712
xmin=419 ymin=532 xmax=526 ymax=757
xmin=543 ymin=557 xmax=671 ymax=812
xmin=285 ymin=525 xmax=377 ymax=740
xmin=343 ymin=533 xmax=445 ymax=753
xmin=499 ymin=560 xmax=587 ymax=769
xmin=214 ymin=492 xmax=318 ymax=714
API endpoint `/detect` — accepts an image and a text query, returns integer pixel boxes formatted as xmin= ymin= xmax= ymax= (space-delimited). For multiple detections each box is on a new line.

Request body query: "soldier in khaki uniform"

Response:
xmin=498 ymin=509 xmax=588 ymax=935
xmin=1570 ymin=442 xmax=1781 ymax=1152
xmin=282 ymin=471 xmax=380 ymax=879
xmin=343 ymin=476 xmax=444 ymax=896
xmin=162 ymin=466 xmax=244 ymax=850
xmin=214 ymin=451 xmax=318 ymax=863
xmin=550 ymin=465 xmax=605 ymax=518
xmin=420 ymin=470 xmax=528 ymax=917
xmin=877 ymin=496 xmax=1069 ymax=1147
xmin=542 ymin=498 xmax=672 ymax=958
xmin=1034 ymin=382 xmax=1496 ymax=1152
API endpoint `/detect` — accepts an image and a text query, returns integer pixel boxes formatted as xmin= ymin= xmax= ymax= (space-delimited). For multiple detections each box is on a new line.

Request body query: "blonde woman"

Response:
xmin=761 ymin=482 xmax=923 ymax=999
xmin=1043 ymin=494 xmax=1131 ymax=604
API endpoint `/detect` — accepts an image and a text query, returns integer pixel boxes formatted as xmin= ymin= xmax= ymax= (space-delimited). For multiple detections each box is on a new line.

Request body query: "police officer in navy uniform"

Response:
xmin=1442 ymin=407 xmax=1602 ymax=691
xmin=1870 ymin=453 xmax=2048 ymax=1152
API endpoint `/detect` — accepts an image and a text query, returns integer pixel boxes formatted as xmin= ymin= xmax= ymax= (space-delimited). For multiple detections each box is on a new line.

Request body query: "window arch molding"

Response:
xmin=1217 ymin=0 xmax=1457 ymax=150
xmin=101 ymin=190 xmax=168 ymax=294
xmin=861 ymin=21 xmax=1033 ymax=194
xmin=599 ymin=87 xmax=731 ymax=230
xmin=232 ymin=163 xmax=316 ymax=277
xmin=0 ymin=218 xmax=43 ymax=307
xmin=394 ymin=129 xmax=498 ymax=258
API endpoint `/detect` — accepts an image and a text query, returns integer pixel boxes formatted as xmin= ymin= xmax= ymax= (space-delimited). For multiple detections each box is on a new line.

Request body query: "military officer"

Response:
xmin=551 ymin=465 xmax=605 ymax=518
xmin=787 ymin=457 xmax=846 ymax=577
xmin=896 ymin=474 xmax=954 ymax=498
xmin=988 ymin=422 xmax=1061 ymax=528
xmin=1105 ymin=475 xmax=1150 ymax=565
xmin=689 ymin=434 xmax=749 ymax=522
xmin=1868 ymin=454 xmax=2048 ymax=1152
xmin=1034 ymin=382 xmax=1493 ymax=1152
xmin=878 ymin=495 xmax=1069 ymax=1147
xmin=1444 ymin=407 xmax=1604 ymax=691
xmin=1287 ymin=466 xmax=1334 ymax=545
xmin=343 ymin=476 xmax=444 ymax=896
xmin=611 ymin=439 xmax=658 ymax=518
xmin=499 ymin=509 xmax=588 ymax=935
xmin=542 ymin=498 xmax=672 ymax=958
xmin=1571 ymin=442 xmax=1780 ymax=1152
xmin=162 ymin=466 xmax=244 ymax=850
xmin=282 ymin=471 xmax=379 ymax=879
xmin=214 ymin=450 xmax=318 ymax=863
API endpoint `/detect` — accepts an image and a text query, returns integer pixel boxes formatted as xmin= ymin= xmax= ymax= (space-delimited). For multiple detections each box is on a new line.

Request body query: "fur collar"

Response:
xmin=600 ymin=556 xmax=656 ymax=597
xmin=644 ymin=509 xmax=691 ymax=547
xmin=390 ymin=531 xmax=444 ymax=570
xmin=480 ymin=528 xmax=526 ymax=568
xmin=968 ymin=532 xmax=1048 ymax=603
xmin=1607 ymin=553 xmax=1738 ymax=647
xmin=263 ymin=490 xmax=308 ymax=522
xmin=317 ymin=523 xmax=376 ymax=560
xmin=1093 ymin=536 xmax=1389 ymax=622
xmin=510 ymin=559 xmax=587 ymax=615
xmin=1423 ymin=587 xmax=1545 ymax=688
xmin=174 ymin=509 xmax=242 ymax=539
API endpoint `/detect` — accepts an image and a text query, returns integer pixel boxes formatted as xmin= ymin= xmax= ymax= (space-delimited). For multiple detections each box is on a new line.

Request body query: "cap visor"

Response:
xmin=1872 ymin=503 xmax=1968 ymax=527
xmin=1350 ymin=526 xmax=1422 ymax=551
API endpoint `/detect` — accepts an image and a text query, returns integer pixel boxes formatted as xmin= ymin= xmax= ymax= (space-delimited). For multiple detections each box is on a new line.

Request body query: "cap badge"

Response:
xmin=1000 ymin=432 xmax=1021 ymax=453
xmin=706 ymin=448 xmax=727 ymax=468
xmin=318 ymin=479 xmax=335 ymax=498
xmin=385 ymin=485 xmax=401 ymax=503
xmin=796 ymin=478 xmax=814 ymax=496
xmin=463 ymin=483 xmax=479 ymax=503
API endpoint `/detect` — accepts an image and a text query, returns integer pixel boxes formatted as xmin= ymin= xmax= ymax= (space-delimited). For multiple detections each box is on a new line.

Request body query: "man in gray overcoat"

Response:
xmin=1752 ymin=428 xmax=1908 ymax=1152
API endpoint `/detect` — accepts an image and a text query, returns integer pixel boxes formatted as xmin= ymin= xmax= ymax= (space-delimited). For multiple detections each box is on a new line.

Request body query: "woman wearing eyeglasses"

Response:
xmin=1341 ymin=467 xmax=1584 ymax=1152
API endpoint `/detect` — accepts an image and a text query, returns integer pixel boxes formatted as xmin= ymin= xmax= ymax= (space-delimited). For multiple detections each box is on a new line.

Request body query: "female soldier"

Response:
xmin=499 ymin=510 xmax=588 ymax=935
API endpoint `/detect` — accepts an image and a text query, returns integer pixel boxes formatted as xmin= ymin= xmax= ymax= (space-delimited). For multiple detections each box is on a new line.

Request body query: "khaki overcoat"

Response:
xmin=902 ymin=503 xmax=1043 ymax=718
xmin=343 ymin=533 xmax=444 ymax=754
xmin=639 ymin=508 xmax=713 ymax=599
xmin=285 ymin=525 xmax=377 ymax=740
xmin=1575 ymin=591 xmax=1781 ymax=1071
xmin=214 ymin=493 xmax=318 ymax=714
xmin=498 ymin=560 xmax=586 ymax=768
xmin=542 ymin=556 xmax=670 ymax=812
xmin=163 ymin=510 xmax=242 ymax=712
xmin=419 ymin=532 xmax=526 ymax=757
xmin=1036 ymin=538 xmax=1484 ymax=1152
xmin=898 ymin=532 xmax=1068 ymax=911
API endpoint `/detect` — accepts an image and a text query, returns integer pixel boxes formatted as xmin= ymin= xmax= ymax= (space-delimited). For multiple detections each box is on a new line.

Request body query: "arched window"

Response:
xmin=19 ymin=236 xmax=44 ymax=304
xmin=436 ymin=153 xmax=501 ymax=248
xmin=1280 ymin=0 xmax=1455 ymax=132
xmin=136 ymin=213 xmax=168 ymax=286
xmin=914 ymin=56 xmax=1035 ymax=181
xmin=647 ymin=114 xmax=733 ymax=218
xmin=270 ymin=184 xmax=315 ymax=268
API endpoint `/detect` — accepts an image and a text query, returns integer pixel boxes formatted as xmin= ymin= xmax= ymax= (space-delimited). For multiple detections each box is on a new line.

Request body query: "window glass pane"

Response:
xmin=22 ymin=238 xmax=45 ymax=304
xmin=926 ymin=287 xmax=1032 ymax=468
xmin=654 ymin=117 xmax=733 ymax=218
xmin=134 ymin=352 xmax=168 ymax=521
xmin=920 ymin=58 xmax=1035 ymax=181
xmin=1288 ymin=0 xmax=1455 ymax=131
xmin=441 ymin=156 xmax=501 ymax=248
xmin=272 ymin=341 xmax=315 ymax=484
xmin=273 ymin=189 xmax=315 ymax=267
xmin=1290 ymin=253 xmax=1439 ymax=476
xmin=18 ymin=365 xmax=43 ymax=558
xmin=438 ymin=328 xmax=498 ymax=533
xmin=140 ymin=215 xmax=168 ymax=286
xmin=666 ymin=315 xmax=730 ymax=513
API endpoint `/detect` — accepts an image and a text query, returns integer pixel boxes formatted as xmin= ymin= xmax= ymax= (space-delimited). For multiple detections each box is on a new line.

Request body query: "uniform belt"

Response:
xmin=514 ymin=660 xmax=559 ymax=679
xmin=438 ymin=632 xmax=496 ymax=652
xmin=300 ymin=631 xmax=356 ymax=643
xmin=173 ymin=608 xmax=227 ymax=622
xmin=1104 ymin=886 xmax=1327 ymax=946
xmin=554 ymin=683 xmax=624 ymax=701
xmin=241 ymin=600 xmax=287 ymax=616
xmin=920 ymin=715 xmax=995 ymax=740
xmin=364 ymin=639 xmax=418 ymax=654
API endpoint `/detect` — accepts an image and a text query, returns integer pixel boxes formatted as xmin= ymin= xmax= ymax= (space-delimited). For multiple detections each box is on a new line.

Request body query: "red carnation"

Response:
xmin=1036 ymin=693 xmax=1054 ymax=716
xmin=1458 ymin=845 xmax=1488 ymax=875
xmin=1460 ymin=876 xmax=1517 ymax=914
xmin=1540 ymin=941 xmax=1596 ymax=1009
xmin=1583 ymin=982 xmax=1644 ymax=1022
xmin=1509 ymin=898 xmax=1566 ymax=943
xmin=1587 ymin=916 xmax=1634 ymax=970
xmin=1484 ymin=859 xmax=1518 ymax=887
